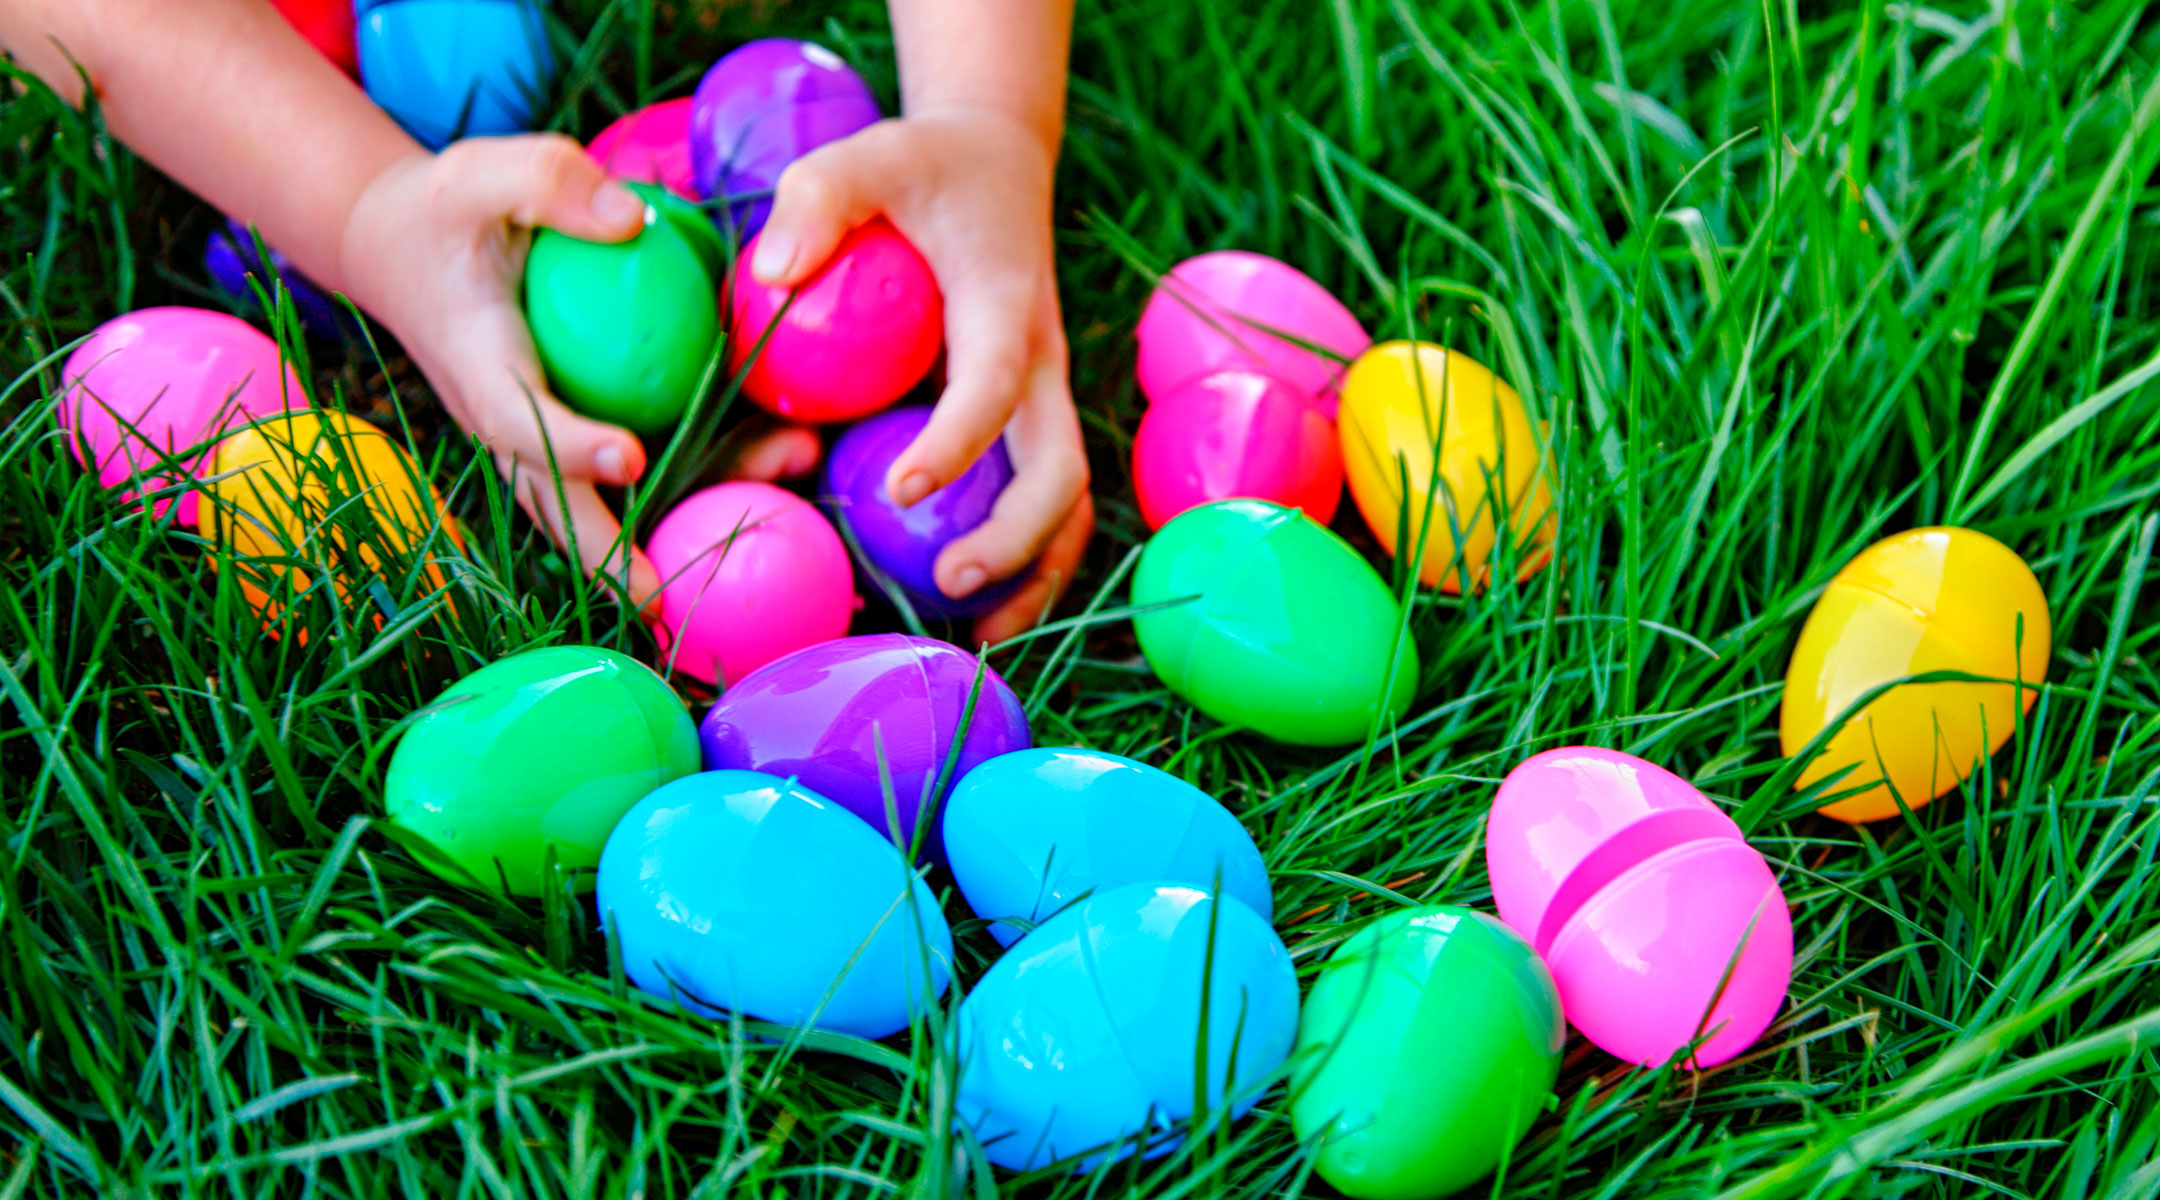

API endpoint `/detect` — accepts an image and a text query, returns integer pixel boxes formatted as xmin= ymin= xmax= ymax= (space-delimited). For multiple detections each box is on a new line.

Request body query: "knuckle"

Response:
xmin=773 ymin=160 xmax=839 ymax=213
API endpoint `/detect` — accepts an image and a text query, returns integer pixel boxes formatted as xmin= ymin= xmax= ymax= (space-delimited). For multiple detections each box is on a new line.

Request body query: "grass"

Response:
xmin=3 ymin=0 xmax=2160 ymax=1194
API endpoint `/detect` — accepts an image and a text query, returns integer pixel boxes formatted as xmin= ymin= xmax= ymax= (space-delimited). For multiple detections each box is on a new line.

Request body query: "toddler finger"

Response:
xmin=436 ymin=301 xmax=647 ymax=487
xmin=932 ymin=391 xmax=1088 ymax=596
xmin=436 ymin=134 xmax=646 ymax=241
xmin=721 ymin=422 xmax=822 ymax=483
xmin=751 ymin=131 xmax=895 ymax=286
xmin=883 ymin=273 xmax=1040 ymax=508
xmin=973 ymin=491 xmax=1095 ymax=646
xmin=504 ymin=460 xmax=662 ymax=613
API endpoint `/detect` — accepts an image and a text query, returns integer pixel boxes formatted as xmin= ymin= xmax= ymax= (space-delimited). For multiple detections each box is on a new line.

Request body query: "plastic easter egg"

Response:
xmin=1486 ymin=747 xmax=1792 ymax=1068
xmin=1132 ymin=499 xmax=1417 ymax=747
xmin=942 ymin=748 xmax=1272 ymax=945
xmin=954 ymin=882 xmax=1299 ymax=1172
xmin=384 ymin=646 xmax=700 ymax=895
xmin=824 ymin=406 xmax=1023 ymax=620
xmin=272 ymin=0 xmax=358 ymax=76
xmin=1133 ymin=250 xmax=1370 ymax=416
xmin=688 ymin=39 xmax=881 ymax=234
xmin=1781 ymin=527 xmax=2050 ymax=823
xmin=197 ymin=410 xmax=462 ymax=628
xmin=586 ymin=98 xmax=697 ymax=198
xmin=204 ymin=219 xmax=347 ymax=339
xmin=697 ymin=634 xmax=1031 ymax=850
xmin=1133 ymin=369 xmax=1341 ymax=530
xmin=1339 ymin=342 xmax=1557 ymax=594
xmin=730 ymin=218 xmax=942 ymax=424
xmin=526 ymin=184 xmax=722 ymax=433
xmin=644 ymin=481 xmax=854 ymax=686
xmin=356 ymin=0 xmax=555 ymax=150
xmin=57 ymin=306 xmax=308 ymax=526
xmin=597 ymin=769 xmax=953 ymax=1037
xmin=1292 ymin=906 xmax=1563 ymax=1200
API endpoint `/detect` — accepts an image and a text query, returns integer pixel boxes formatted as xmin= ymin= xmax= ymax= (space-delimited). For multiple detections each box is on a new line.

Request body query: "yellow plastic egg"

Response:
xmin=1781 ymin=527 xmax=2049 ymax=823
xmin=197 ymin=410 xmax=462 ymax=631
xmin=1338 ymin=342 xmax=1556 ymax=593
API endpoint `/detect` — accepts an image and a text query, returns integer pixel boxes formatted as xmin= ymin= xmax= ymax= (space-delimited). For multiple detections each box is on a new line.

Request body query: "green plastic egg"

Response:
xmin=384 ymin=645 xmax=701 ymax=896
xmin=1130 ymin=498 xmax=1417 ymax=745
xmin=1291 ymin=906 xmax=1564 ymax=1200
xmin=525 ymin=183 xmax=722 ymax=434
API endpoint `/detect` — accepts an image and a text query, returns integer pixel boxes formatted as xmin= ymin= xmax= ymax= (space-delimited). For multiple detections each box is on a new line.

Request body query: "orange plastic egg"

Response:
xmin=1338 ymin=342 xmax=1556 ymax=593
xmin=197 ymin=410 xmax=462 ymax=632
xmin=1780 ymin=527 xmax=2049 ymax=822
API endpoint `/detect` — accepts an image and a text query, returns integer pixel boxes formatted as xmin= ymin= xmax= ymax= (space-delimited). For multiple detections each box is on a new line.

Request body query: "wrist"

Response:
xmin=332 ymin=148 xmax=435 ymax=313
xmin=904 ymin=99 xmax=1063 ymax=164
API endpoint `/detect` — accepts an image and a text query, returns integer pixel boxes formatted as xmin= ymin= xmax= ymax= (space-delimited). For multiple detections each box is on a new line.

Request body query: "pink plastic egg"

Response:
xmin=1485 ymin=747 xmax=1792 ymax=1069
xmin=646 ymin=481 xmax=855 ymax=686
xmin=57 ymin=306 xmax=309 ymax=525
xmin=1133 ymin=370 xmax=1342 ymax=530
xmin=585 ymin=98 xmax=697 ymax=199
xmin=729 ymin=218 xmax=943 ymax=424
xmin=1134 ymin=251 xmax=1370 ymax=417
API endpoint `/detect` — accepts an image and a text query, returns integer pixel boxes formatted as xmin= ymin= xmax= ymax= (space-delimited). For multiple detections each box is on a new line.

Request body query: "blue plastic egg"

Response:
xmin=595 ymin=770 xmax=953 ymax=1039
xmin=954 ymin=883 xmax=1298 ymax=1171
xmin=942 ymin=748 xmax=1273 ymax=945
xmin=357 ymin=0 xmax=556 ymax=149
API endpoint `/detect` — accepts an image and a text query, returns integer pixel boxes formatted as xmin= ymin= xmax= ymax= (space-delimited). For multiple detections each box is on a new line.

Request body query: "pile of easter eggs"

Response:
xmin=517 ymin=40 xmax=1031 ymax=685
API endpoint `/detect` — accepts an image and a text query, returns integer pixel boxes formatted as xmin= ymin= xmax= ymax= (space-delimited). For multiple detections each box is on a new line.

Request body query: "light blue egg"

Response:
xmin=357 ymin=0 xmax=556 ymax=150
xmin=596 ymin=769 xmax=953 ymax=1039
xmin=953 ymin=882 xmax=1298 ymax=1172
xmin=942 ymin=748 xmax=1273 ymax=945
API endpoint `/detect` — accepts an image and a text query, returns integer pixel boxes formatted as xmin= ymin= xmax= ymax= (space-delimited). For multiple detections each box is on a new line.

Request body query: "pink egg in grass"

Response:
xmin=586 ymin=98 xmax=698 ymax=199
xmin=729 ymin=218 xmax=943 ymax=425
xmin=646 ymin=481 xmax=856 ymax=686
xmin=1134 ymin=250 xmax=1370 ymax=417
xmin=1133 ymin=369 xmax=1343 ymax=530
xmin=57 ymin=306 xmax=309 ymax=526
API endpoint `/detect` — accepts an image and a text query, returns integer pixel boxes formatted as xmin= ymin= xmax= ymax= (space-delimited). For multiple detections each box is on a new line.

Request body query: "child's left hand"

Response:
xmin=750 ymin=107 xmax=1094 ymax=646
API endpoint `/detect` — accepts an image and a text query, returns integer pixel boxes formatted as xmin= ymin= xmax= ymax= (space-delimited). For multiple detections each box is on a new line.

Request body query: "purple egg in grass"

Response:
xmin=204 ymin=220 xmax=347 ymax=338
xmin=824 ymin=406 xmax=1027 ymax=621
xmin=697 ymin=633 xmax=1032 ymax=855
xmin=688 ymin=39 xmax=881 ymax=235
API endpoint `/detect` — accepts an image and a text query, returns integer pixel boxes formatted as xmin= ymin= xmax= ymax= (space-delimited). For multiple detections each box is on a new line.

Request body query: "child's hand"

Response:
xmin=751 ymin=109 xmax=1093 ymax=645
xmin=338 ymin=136 xmax=821 ymax=611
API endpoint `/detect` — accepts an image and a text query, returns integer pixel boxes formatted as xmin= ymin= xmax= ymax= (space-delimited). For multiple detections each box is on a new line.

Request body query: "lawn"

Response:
xmin=4 ymin=0 xmax=2160 ymax=1195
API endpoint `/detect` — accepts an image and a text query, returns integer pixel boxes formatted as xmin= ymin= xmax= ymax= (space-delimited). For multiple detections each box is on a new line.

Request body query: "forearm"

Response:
xmin=0 ymin=0 xmax=421 ymax=296
xmin=887 ymin=0 xmax=1074 ymax=156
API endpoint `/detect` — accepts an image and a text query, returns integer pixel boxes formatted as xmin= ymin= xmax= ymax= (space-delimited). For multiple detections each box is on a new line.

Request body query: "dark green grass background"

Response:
xmin=4 ymin=0 xmax=2160 ymax=1194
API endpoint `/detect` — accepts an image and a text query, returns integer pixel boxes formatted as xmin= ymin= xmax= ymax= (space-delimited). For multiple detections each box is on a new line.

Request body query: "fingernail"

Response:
xmin=594 ymin=444 xmax=628 ymax=483
xmin=592 ymin=182 xmax=645 ymax=229
xmin=892 ymin=471 xmax=935 ymax=508
xmin=949 ymin=564 xmax=987 ymax=597
xmin=751 ymin=231 xmax=796 ymax=281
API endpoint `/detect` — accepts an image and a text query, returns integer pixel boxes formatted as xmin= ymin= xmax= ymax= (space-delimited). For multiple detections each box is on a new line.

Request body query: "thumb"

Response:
xmin=437 ymin=134 xmax=648 ymax=242
xmin=750 ymin=132 xmax=893 ymax=287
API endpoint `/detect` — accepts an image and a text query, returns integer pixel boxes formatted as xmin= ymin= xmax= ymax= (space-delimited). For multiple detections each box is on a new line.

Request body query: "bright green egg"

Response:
xmin=1292 ymin=906 xmax=1564 ymax=1200
xmin=384 ymin=645 xmax=701 ymax=896
xmin=1130 ymin=498 xmax=1417 ymax=745
xmin=525 ymin=182 xmax=722 ymax=434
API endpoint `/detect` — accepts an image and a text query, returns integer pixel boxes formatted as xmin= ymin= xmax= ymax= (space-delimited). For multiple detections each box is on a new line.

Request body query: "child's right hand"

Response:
xmin=337 ymin=135 xmax=819 ymax=609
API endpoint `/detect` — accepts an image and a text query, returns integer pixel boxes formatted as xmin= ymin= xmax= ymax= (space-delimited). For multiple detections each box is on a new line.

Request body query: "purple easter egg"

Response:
xmin=204 ymin=220 xmax=346 ymax=338
xmin=688 ymin=39 xmax=881 ymax=235
xmin=824 ymin=406 xmax=1026 ymax=621
xmin=697 ymin=633 xmax=1032 ymax=853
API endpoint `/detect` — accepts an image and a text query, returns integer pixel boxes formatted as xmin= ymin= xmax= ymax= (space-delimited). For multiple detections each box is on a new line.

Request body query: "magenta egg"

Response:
xmin=645 ymin=481 xmax=856 ymax=686
xmin=1134 ymin=251 xmax=1370 ymax=417
xmin=697 ymin=633 xmax=1032 ymax=852
xmin=688 ymin=39 xmax=881 ymax=235
xmin=1133 ymin=370 xmax=1342 ymax=530
xmin=824 ymin=406 xmax=1025 ymax=620
xmin=57 ymin=307 xmax=309 ymax=525
xmin=1485 ymin=747 xmax=1793 ymax=1068
xmin=730 ymin=218 xmax=943 ymax=425
xmin=586 ymin=98 xmax=697 ymax=199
